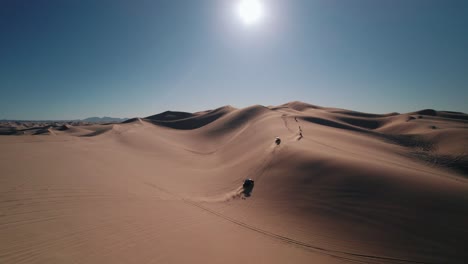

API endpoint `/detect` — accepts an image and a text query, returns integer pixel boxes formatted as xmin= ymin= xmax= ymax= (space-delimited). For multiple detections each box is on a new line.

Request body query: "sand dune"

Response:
xmin=1 ymin=102 xmax=467 ymax=263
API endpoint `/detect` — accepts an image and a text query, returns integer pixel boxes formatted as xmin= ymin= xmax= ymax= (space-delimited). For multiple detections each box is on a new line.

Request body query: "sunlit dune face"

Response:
xmin=238 ymin=0 xmax=264 ymax=25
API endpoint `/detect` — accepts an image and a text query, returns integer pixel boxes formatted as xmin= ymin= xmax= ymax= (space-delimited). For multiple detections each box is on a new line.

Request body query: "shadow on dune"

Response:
xmin=205 ymin=105 xmax=271 ymax=137
xmin=263 ymin=156 xmax=468 ymax=263
xmin=410 ymin=109 xmax=468 ymax=121
xmin=55 ymin=124 xmax=72 ymax=131
xmin=413 ymin=109 xmax=437 ymax=116
xmin=378 ymin=133 xmax=436 ymax=151
xmin=330 ymin=110 xmax=399 ymax=118
xmin=301 ymin=117 xmax=365 ymax=133
xmin=271 ymin=101 xmax=322 ymax=111
xmin=335 ymin=116 xmax=385 ymax=130
xmin=144 ymin=106 xmax=233 ymax=130
xmin=301 ymin=116 xmax=437 ymax=151
xmin=0 ymin=127 xmax=18 ymax=135
xmin=33 ymin=128 xmax=53 ymax=135
xmin=411 ymin=152 xmax=468 ymax=176
xmin=438 ymin=111 xmax=468 ymax=121
xmin=14 ymin=125 xmax=52 ymax=133
xmin=146 ymin=110 xmax=195 ymax=121
xmin=80 ymin=126 xmax=113 ymax=137
xmin=299 ymin=114 xmax=468 ymax=176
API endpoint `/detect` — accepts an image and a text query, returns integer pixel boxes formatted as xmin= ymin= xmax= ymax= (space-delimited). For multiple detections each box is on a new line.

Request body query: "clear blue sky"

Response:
xmin=1 ymin=0 xmax=467 ymax=120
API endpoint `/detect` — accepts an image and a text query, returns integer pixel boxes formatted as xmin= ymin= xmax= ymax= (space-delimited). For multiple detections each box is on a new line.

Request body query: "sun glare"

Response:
xmin=238 ymin=0 xmax=264 ymax=25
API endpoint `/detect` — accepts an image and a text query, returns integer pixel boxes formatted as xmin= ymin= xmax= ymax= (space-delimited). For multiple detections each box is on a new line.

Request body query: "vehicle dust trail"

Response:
xmin=245 ymin=113 xmax=296 ymax=185
xmin=296 ymin=116 xmax=304 ymax=140
xmin=196 ymin=144 xmax=277 ymax=203
xmin=252 ymin=146 xmax=277 ymax=184
xmin=193 ymin=187 xmax=245 ymax=203
xmin=281 ymin=114 xmax=295 ymax=134
xmin=279 ymin=111 xmax=303 ymax=141
xmin=144 ymin=181 xmax=432 ymax=264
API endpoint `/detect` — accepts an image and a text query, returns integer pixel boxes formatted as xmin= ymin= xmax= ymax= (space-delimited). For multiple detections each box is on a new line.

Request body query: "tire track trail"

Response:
xmin=144 ymin=113 xmax=436 ymax=263
xmin=144 ymin=181 xmax=434 ymax=264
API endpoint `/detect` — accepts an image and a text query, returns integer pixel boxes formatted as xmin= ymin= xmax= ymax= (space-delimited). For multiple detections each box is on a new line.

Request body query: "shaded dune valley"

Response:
xmin=1 ymin=101 xmax=468 ymax=264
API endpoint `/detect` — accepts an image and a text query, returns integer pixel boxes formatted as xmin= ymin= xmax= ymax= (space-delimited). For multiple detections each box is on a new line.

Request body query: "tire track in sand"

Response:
xmin=141 ymin=113 xmax=436 ymax=264
xmin=144 ymin=182 xmax=434 ymax=264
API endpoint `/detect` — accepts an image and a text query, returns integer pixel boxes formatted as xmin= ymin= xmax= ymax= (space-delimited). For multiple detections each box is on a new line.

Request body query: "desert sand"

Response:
xmin=1 ymin=101 xmax=467 ymax=263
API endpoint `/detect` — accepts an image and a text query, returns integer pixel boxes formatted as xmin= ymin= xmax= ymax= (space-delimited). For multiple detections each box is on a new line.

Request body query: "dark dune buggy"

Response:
xmin=242 ymin=178 xmax=255 ymax=197
xmin=275 ymin=137 xmax=281 ymax=145
xmin=243 ymin=178 xmax=255 ymax=189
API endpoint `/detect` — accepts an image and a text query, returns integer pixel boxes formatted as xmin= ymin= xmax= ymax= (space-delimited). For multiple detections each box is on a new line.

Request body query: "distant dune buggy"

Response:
xmin=275 ymin=137 xmax=281 ymax=145
xmin=243 ymin=178 xmax=255 ymax=189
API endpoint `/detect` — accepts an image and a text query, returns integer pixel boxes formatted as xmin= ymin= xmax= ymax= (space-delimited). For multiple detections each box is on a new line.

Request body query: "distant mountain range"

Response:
xmin=81 ymin=117 xmax=128 ymax=123
xmin=1 ymin=117 xmax=128 ymax=123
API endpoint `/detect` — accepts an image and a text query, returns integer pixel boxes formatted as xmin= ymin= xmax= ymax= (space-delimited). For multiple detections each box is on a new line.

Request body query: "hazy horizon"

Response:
xmin=1 ymin=0 xmax=467 ymax=120
xmin=2 ymin=99 xmax=468 ymax=121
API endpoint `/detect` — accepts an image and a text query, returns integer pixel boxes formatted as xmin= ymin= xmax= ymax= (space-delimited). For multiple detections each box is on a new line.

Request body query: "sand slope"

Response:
xmin=1 ymin=102 xmax=467 ymax=263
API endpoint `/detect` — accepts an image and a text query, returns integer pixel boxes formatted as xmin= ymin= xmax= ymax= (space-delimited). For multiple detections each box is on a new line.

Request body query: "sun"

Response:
xmin=238 ymin=0 xmax=264 ymax=25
